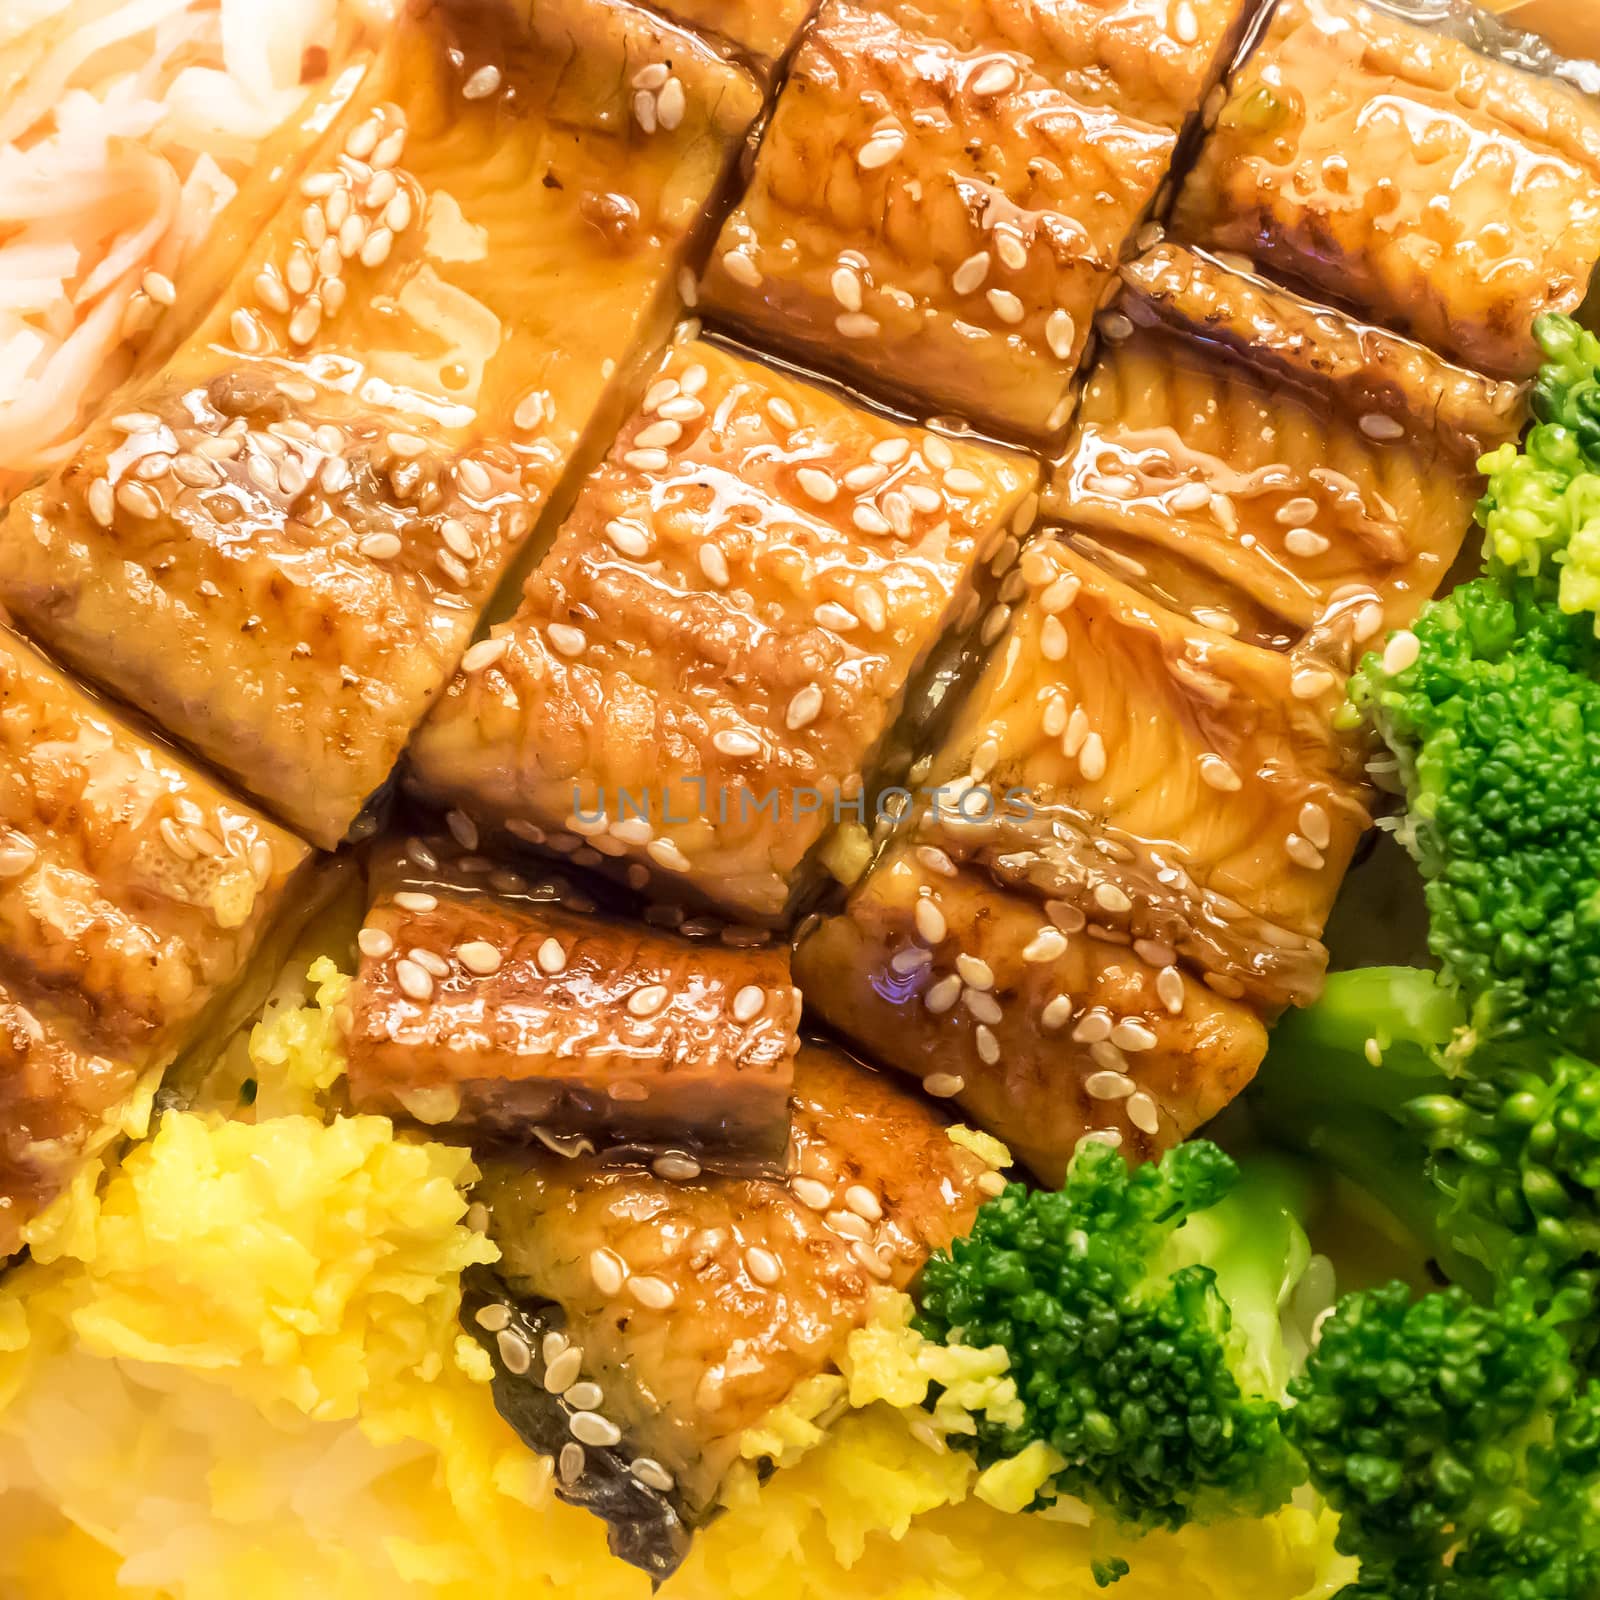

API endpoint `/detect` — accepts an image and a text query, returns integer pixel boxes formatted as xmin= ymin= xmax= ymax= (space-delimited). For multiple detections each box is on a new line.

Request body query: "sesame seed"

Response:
xmin=856 ymin=132 xmax=904 ymax=169
xmin=547 ymin=623 xmax=587 ymax=658
xmin=914 ymin=898 xmax=947 ymax=945
xmin=544 ymin=1346 xmax=582 ymax=1394
xmin=815 ymin=601 xmax=858 ymax=631
xmin=288 ymin=298 xmax=322 ymax=346
xmin=1284 ymin=527 xmax=1329 ymax=559
xmin=792 ymin=1177 xmax=832 ymax=1210
xmin=1127 ymin=1091 xmax=1161 ymax=1135
xmin=628 ymin=984 xmax=669 ymax=1017
xmin=358 ymin=532 xmax=402 ymax=560
xmin=395 ymin=959 xmax=433 ymax=1001
xmin=1292 ymin=666 xmax=1337 ymax=699
xmin=1063 ymin=708 xmax=1090 ymax=757
xmin=464 ymin=630 xmax=506 ymax=670
xmin=1079 ymin=732 xmax=1107 ymax=782
xmin=446 ymin=809 xmax=479 ymax=851
xmin=1085 ymin=1069 xmax=1136 ymax=1100
xmin=797 ymin=466 xmax=837 ymax=503
xmin=647 ymin=837 xmax=692 ymax=873
xmin=463 ymin=63 xmax=502 ymax=98
xmin=995 ymin=228 xmax=1028 ymax=272
xmin=1040 ymin=573 xmax=1081 ymax=614
xmin=230 ymin=307 xmax=266 ymax=352
xmin=978 ymin=1170 xmax=1007 ymax=1197
xmin=115 ymin=480 xmax=160 ymax=520
xmin=745 ymin=1245 xmax=782 ymax=1285
xmin=632 ymin=1458 xmax=675 ymax=1492
xmin=854 ymin=582 xmax=888 ymax=632
xmin=475 ymin=1302 xmax=511 ymax=1332
xmin=1157 ymin=966 xmax=1185 ymax=1014
xmin=925 ymin=973 xmax=962 ymax=1013
xmin=1359 ymin=411 xmax=1405 ymax=442
xmin=924 ymin=1072 xmax=966 ymax=1097
xmin=633 ymin=89 xmax=658 ymax=132
xmin=713 ymin=728 xmax=761 ymax=758
xmin=609 ymin=816 xmax=654 ymax=846
xmin=1073 ymin=1010 xmax=1112 ymax=1044
xmin=971 ymin=58 xmax=1019 ymax=96
xmin=1045 ymin=307 xmax=1077 ymax=360
xmin=1092 ymin=882 xmax=1132 ymax=915
xmin=496 ymin=1329 xmax=532 ymax=1375
xmin=370 ymin=127 xmax=406 ymax=170
xmin=358 ymin=926 xmax=394 ymax=959
xmin=964 ymin=988 xmax=1002 ymax=1025
xmin=629 ymin=1275 xmax=676 ymax=1310
xmin=836 ymin=312 xmax=881 ymax=339
xmin=845 ymin=1184 xmax=883 ymax=1221
xmin=924 ymin=436 xmax=955 ymax=471
xmin=394 ymin=891 xmax=438 ymax=912
xmin=359 ymin=227 xmax=394 ymax=270
xmin=906 ymin=483 xmax=942 ymax=513
xmin=722 ymin=249 xmax=762 ymax=289
xmin=945 ymin=467 xmax=986 ymax=497
xmin=635 ymin=420 xmax=682 ymax=451
xmin=1041 ymin=994 xmax=1075 ymax=1030
xmin=1111 ymin=1018 xmax=1158 ymax=1052
xmin=1199 ymin=753 xmax=1242 ymax=791
xmin=917 ymin=845 xmax=957 ymax=877
xmin=845 ymin=462 xmax=888 ymax=492
xmin=768 ymin=396 xmax=799 ymax=430
xmin=975 ymin=1025 xmax=1000 ymax=1064
xmin=831 ymin=265 xmax=863 ymax=312
xmin=87 ymin=477 xmax=115 ymax=527
xmin=1286 ymin=833 xmax=1326 ymax=871
xmin=956 ymin=953 xmax=994 ymax=990
xmin=1039 ymin=613 xmax=1069 ymax=661
xmin=653 ymin=1152 xmax=702 ymax=1181
xmin=570 ymin=1412 xmax=622 ymax=1449
xmin=457 ymin=940 xmax=502 ymax=975
xmin=828 ymin=1207 xmax=872 ymax=1241
xmin=951 ymin=251 xmax=990 ymax=295
xmin=656 ymin=76 xmax=686 ymax=130
xmin=852 ymin=502 xmax=893 ymax=537
xmin=559 ymin=1443 xmax=585 ymax=1483
xmin=1173 ymin=0 xmax=1199 ymax=42
xmin=1299 ymin=801 xmax=1332 ymax=851
xmin=1382 ymin=629 xmax=1421 ymax=675
xmin=786 ymin=684 xmax=823 ymax=731
xmin=535 ymin=938 xmax=567 ymax=975
xmin=986 ymin=288 xmax=1025 ymax=324
xmin=1023 ymin=927 xmax=1069 ymax=963
xmin=590 ymin=1248 xmax=626 ymax=1295
xmin=623 ymin=448 xmax=669 ymax=473
xmin=853 ymin=1240 xmax=894 ymax=1280
xmin=698 ymin=543 xmax=730 ymax=587
xmin=605 ymin=518 xmax=652 ymax=558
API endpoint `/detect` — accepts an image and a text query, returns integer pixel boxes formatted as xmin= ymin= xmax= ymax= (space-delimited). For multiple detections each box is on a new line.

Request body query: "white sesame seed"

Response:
xmin=845 ymin=1184 xmax=883 ymax=1221
xmin=1045 ymin=307 xmax=1077 ymax=360
xmin=906 ymin=483 xmax=942 ymax=514
xmin=370 ymin=127 xmax=406 ymax=170
xmin=854 ymin=582 xmax=887 ymax=632
xmin=1093 ymin=882 xmax=1132 ymax=915
xmin=1199 ymin=753 xmax=1242 ymax=791
xmin=87 ymin=477 xmax=115 ymax=527
xmin=696 ymin=542 xmax=730 ymax=588
xmin=734 ymin=1243 xmax=781 ymax=1288
xmin=986 ymin=288 xmax=1025 ymax=325
xmin=1383 ymin=629 xmax=1421 ymax=675
xmin=951 ymin=251 xmax=990 ymax=295
xmin=1111 ymin=1018 xmax=1158 ymax=1052
xmin=559 ymin=1442 xmax=585 ymax=1483
xmin=732 ymin=984 xmax=766 ymax=1024
xmin=786 ymin=684 xmax=823 ymax=731
xmin=653 ymin=1153 xmax=702 ymax=1181
xmin=1173 ymin=0 xmax=1199 ymax=42
xmin=978 ymin=1170 xmax=1007 ymax=1197
xmin=590 ymin=1248 xmax=626 ymax=1295
xmin=836 ymin=312 xmax=881 ymax=339
xmin=1063 ymin=707 xmax=1090 ymax=757
xmin=945 ymin=467 xmax=985 ymax=495
xmin=713 ymin=728 xmax=761 ymax=759
xmin=357 ymin=926 xmax=394 ymax=959
xmin=230 ymin=307 xmax=265 ymax=352
xmin=1079 ymin=732 xmax=1107 ymax=782
xmin=925 ymin=974 xmax=962 ymax=1013
xmin=463 ymin=63 xmax=502 ymax=99
xmin=1292 ymin=666 xmax=1338 ymax=699
xmin=357 ymin=532 xmax=402 ymax=561
xmin=845 ymin=462 xmax=888 ymax=492
xmin=722 ymin=249 xmax=762 ymax=289
xmin=815 ymin=601 xmax=858 ymax=631
xmin=975 ymin=1024 xmax=1000 ymax=1064
xmin=475 ymin=1302 xmax=511 ymax=1333
xmin=496 ymin=1329 xmax=532 ymax=1374
xmin=647 ymin=837 xmax=692 ymax=873
xmin=115 ymin=480 xmax=160 ymax=519
xmin=1127 ymin=1091 xmax=1161 ymax=1135
xmin=1073 ymin=1009 xmax=1112 ymax=1043
xmin=457 ymin=940 xmax=502 ymax=976
xmin=796 ymin=466 xmax=837 ymax=504
xmin=1041 ymin=993 xmax=1075 ymax=1030
xmin=632 ymin=1458 xmax=676 ymax=1492
xmin=829 ymin=1207 xmax=872 ymax=1241
xmin=570 ymin=1412 xmax=623 ymax=1448
xmin=1023 ymin=927 xmax=1069 ymax=963
xmin=791 ymin=1177 xmax=833 ymax=1212
xmin=629 ymin=1275 xmax=676 ymax=1310
xmin=567 ymin=1381 xmax=605 ymax=1413
xmin=1359 ymin=411 xmax=1405 ymax=442
xmin=395 ymin=959 xmax=433 ymax=1001
xmin=995 ymin=228 xmax=1028 ymax=272
xmin=547 ymin=623 xmax=587 ymax=658
xmin=1039 ymin=613 xmax=1069 ymax=661
xmin=1299 ymin=801 xmax=1332 ymax=851
xmin=924 ymin=1072 xmax=965 ymax=1097
xmin=535 ymin=938 xmax=567 ymax=976
xmin=1040 ymin=573 xmax=1081 ymax=614
xmin=971 ymin=58 xmax=1019 ymax=96
xmin=288 ymin=298 xmax=322 ymax=346
xmin=831 ymin=264 xmax=864 ymax=313
xmin=956 ymin=953 xmax=994 ymax=990
xmin=856 ymin=132 xmax=904 ymax=169
xmin=623 ymin=448 xmax=669 ymax=473
xmin=914 ymin=898 xmax=947 ymax=945
xmin=768 ymin=396 xmax=799 ymax=431
xmin=656 ymin=75 xmax=686 ymax=130
xmin=1286 ymin=833 xmax=1327 ymax=870
xmin=394 ymin=891 xmax=438 ymax=913
xmin=1085 ymin=1069 xmax=1136 ymax=1100
xmin=628 ymin=984 xmax=669 ymax=1017
xmin=543 ymin=1345 xmax=582 ymax=1395
xmin=852 ymin=502 xmax=893 ymax=537
xmin=964 ymin=988 xmax=1002 ymax=1025
xmin=1284 ymin=527 xmax=1330 ymax=559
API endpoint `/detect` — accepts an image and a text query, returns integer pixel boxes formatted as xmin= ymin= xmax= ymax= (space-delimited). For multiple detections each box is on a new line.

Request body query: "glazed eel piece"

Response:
xmin=345 ymin=838 xmax=801 ymax=1171
xmin=0 ymin=0 xmax=761 ymax=848
xmin=464 ymin=1040 xmax=997 ymax=1575
xmin=0 ymin=627 xmax=311 ymax=1258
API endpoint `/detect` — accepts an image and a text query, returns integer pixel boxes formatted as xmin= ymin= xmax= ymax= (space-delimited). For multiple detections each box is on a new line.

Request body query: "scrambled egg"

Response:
xmin=0 ymin=967 xmax=1351 ymax=1600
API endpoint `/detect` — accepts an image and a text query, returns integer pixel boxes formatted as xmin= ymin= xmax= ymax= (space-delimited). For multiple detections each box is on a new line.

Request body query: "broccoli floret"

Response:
xmin=914 ymin=1140 xmax=1310 ymax=1534
xmin=1477 ymin=313 xmax=1600 ymax=620
xmin=1287 ymin=1281 xmax=1599 ymax=1600
xmin=1350 ymin=578 xmax=1600 ymax=1056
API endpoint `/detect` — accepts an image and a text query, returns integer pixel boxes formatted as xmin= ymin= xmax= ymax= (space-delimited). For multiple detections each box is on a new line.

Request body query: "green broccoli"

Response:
xmin=913 ymin=1140 xmax=1311 ymax=1535
xmin=1287 ymin=1281 xmax=1597 ymax=1600
xmin=1477 ymin=313 xmax=1600 ymax=620
xmin=1349 ymin=578 xmax=1600 ymax=1057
